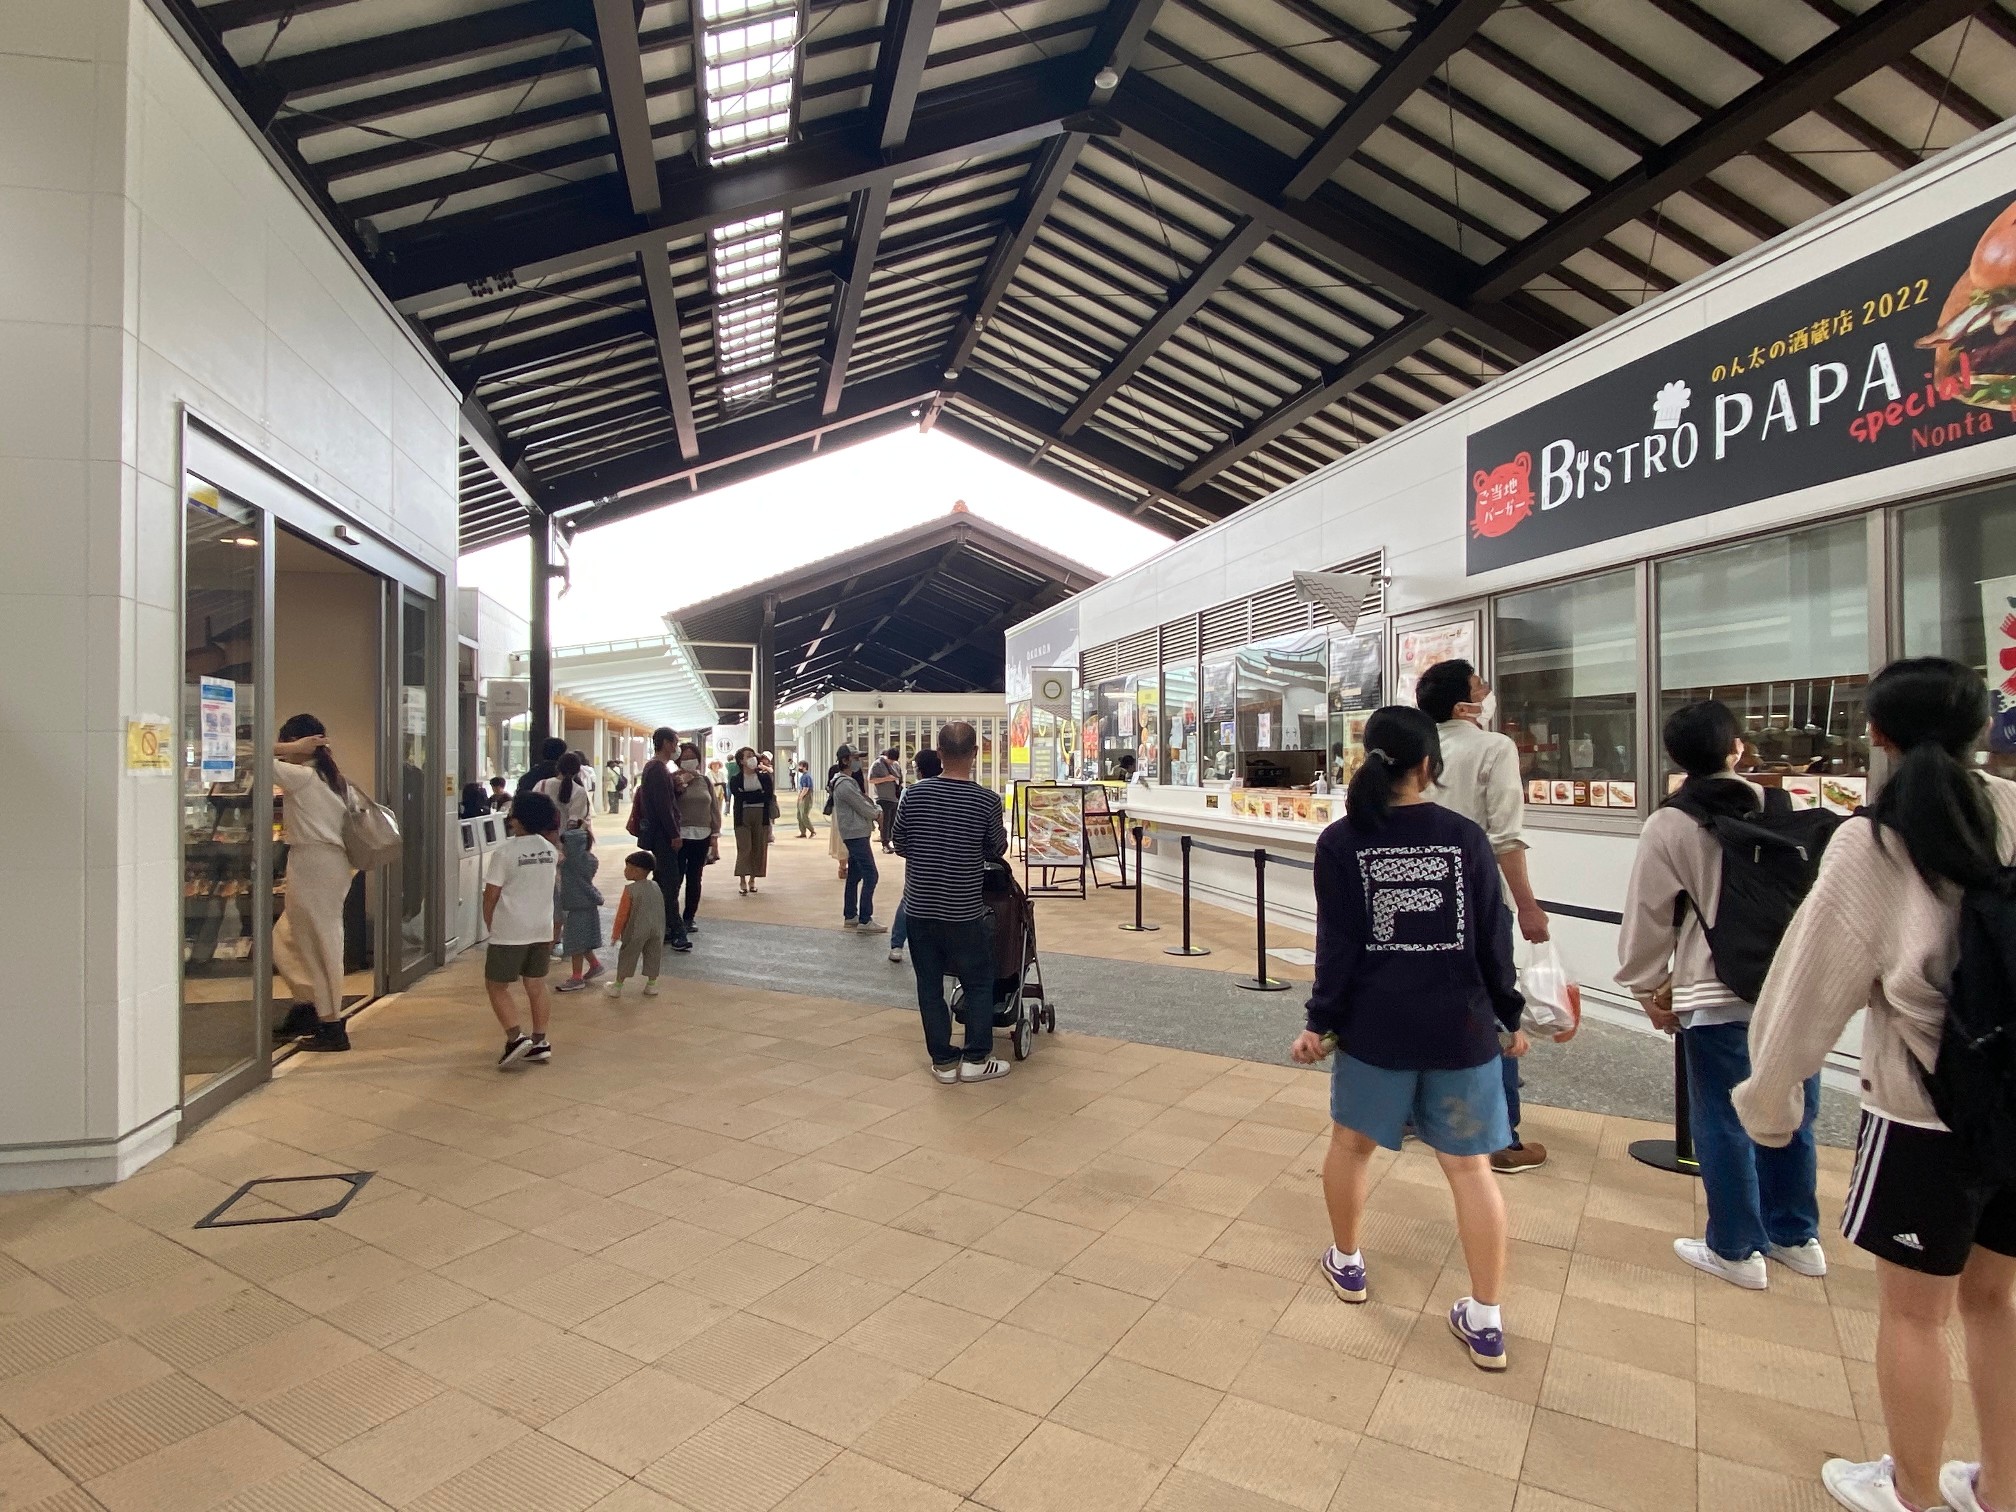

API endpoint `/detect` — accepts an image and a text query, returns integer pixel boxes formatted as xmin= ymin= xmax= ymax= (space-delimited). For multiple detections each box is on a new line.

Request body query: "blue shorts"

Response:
xmin=1328 ymin=1052 xmax=1511 ymax=1156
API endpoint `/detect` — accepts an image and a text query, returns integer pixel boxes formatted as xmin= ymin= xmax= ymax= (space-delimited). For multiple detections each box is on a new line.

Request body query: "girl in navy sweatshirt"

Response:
xmin=1290 ymin=705 xmax=1528 ymax=1371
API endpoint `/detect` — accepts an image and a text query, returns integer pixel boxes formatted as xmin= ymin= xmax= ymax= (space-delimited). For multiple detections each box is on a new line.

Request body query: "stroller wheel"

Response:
xmin=1011 ymin=997 xmax=1031 ymax=1060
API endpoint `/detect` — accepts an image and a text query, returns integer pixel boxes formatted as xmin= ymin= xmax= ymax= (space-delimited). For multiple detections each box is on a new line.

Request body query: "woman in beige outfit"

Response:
xmin=1736 ymin=659 xmax=2016 ymax=1512
xmin=271 ymin=713 xmax=356 ymax=1053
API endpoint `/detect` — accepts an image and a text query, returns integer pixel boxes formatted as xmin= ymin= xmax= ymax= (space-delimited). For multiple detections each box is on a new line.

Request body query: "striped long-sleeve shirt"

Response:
xmin=892 ymin=777 xmax=1008 ymax=923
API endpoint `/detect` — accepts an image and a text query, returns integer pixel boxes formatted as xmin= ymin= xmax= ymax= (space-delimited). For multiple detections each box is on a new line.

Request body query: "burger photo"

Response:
xmin=1918 ymin=199 xmax=2016 ymax=412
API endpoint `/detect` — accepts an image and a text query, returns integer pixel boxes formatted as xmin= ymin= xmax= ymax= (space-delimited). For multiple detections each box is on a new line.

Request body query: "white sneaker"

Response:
xmin=1822 ymin=1456 xmax=1931 ymax=1512
xmin=643 ymin=980 xmax=660 ymax=997
xmin=1674 ymin=1238 xmax=1767 ymax=1290
xmin=958 ymin=1057 xmax=1011 ymax=1083
xmin=1942 ymin=1461 xmax=1985 ymax=1512
xmin=888 ymin=948 xmax=904 ymax=963
xmin=930 ymin=1063 xmax=960 ymax=1085
xmin=1768 ymin=1239 xmax=1829 ymax=1278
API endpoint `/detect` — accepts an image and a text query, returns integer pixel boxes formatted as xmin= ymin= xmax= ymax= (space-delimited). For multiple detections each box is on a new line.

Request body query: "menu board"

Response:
xmin=1025 ymin=785 xmax=1085 ymax=865
xmin=1396 ymin=619 xmax=1476 ymax=709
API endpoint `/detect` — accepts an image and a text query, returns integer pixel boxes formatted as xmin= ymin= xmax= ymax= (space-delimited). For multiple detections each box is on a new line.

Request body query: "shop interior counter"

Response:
xmin=1122 ymin=786 xmax=1330 ymax=928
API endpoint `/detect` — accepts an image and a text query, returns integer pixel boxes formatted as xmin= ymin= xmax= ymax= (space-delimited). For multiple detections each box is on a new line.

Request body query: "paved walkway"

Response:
xmin=0 ymin=817 xmax=1943 ymax=1511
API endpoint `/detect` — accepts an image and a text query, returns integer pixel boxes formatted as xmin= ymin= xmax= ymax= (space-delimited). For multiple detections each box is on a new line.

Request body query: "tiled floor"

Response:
xmin=2 ymin=945 xmax=1951 ymax=1512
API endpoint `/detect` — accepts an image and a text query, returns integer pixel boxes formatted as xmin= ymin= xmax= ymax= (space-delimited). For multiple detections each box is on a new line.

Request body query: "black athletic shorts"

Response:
xmin=1843 ymin=1112 xmax=2016 ymax=1276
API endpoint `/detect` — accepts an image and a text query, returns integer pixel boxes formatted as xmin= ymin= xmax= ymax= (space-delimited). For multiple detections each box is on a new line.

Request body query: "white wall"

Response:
xmin=0 ymin=0 xmax=462 ymax=1187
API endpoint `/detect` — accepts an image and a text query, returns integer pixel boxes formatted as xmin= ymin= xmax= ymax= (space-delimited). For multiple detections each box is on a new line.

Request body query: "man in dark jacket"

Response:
xmin=516 ymin=736 xmax=569 ymax=796
xmin=635 ymin=727 xmax=683 ymax=944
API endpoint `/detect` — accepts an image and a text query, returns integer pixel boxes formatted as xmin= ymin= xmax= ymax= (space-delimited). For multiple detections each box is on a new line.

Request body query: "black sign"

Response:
xmin=1465 ymin=186 xmax=2016 ymax=574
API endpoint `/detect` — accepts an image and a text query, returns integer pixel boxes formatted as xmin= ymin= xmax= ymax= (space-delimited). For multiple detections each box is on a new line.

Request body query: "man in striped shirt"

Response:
xmin=893 ymin=721 xmax=1011 ymax=1084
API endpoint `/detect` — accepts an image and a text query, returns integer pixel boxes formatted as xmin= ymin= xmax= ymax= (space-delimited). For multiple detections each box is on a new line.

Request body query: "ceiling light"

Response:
xmin=1094 ymin=66 xmax=1119 ymax=90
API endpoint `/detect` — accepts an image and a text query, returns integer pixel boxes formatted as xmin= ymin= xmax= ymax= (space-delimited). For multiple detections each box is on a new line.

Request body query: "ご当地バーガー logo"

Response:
xmin=1471 ymin=452 xmax=1533 ymax=537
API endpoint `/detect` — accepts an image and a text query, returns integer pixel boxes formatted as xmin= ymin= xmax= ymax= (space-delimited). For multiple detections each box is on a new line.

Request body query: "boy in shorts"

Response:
xmin=484 ymin=791 xmax=559 ymax=1068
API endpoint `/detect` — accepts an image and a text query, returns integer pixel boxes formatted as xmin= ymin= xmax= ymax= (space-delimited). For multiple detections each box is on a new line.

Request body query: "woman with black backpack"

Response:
xmin=1737 ymin=658 xmax=2016 ymax=1512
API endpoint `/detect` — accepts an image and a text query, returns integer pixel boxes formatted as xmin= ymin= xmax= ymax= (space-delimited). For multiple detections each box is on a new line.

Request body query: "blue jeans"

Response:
xmin=1683 ymin=1020 xmax=1821 ymax=1262
xmin=1501 ymin=1052 xmax=1523 ymax=1148
xmin=908 ymin=914 xmax=995 ymax=1065
xmin=843 ymin=836 xmax=879 ymax=923
xmin=890 ymin=901 xmax=908 ymax=951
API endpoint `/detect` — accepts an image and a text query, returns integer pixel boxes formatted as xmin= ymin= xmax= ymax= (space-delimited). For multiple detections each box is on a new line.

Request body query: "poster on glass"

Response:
xmin=1395 ymin=620 xmax=1476 ymax=708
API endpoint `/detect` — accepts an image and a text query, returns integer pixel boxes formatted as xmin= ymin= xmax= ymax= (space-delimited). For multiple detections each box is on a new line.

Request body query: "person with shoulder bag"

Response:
xmin=728 ymin=746 xmax=776 ymax=895
xmin=271 ymin=713 xmax=368 ymax=1053
xmin=1619 ymin=700 xmax=1834 ymax=1293
xmin=1735 ymin=659 xmax=2016 ymax=1512
xmin=669 ymin=740 xmax=719 ymax=940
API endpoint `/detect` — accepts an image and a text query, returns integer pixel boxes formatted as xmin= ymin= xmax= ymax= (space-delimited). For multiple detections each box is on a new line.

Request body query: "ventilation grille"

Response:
xmin=1081 ymin=641 xmax=1120 ymax=682
xmin=1114 ymin=629 xmax=1158 ymax=674
xmin=1160 ymin=614 xmax=1198 ymax=661
xmin=1249 ymin=583 xmax=1314 ymax=641
xmin=1200 ymin=600 xmax=1250 ymax=653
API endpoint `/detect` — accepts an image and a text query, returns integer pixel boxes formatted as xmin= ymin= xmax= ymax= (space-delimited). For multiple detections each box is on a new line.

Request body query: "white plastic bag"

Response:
xmin=1517 ymin=938 xmax=1581 ymax=1042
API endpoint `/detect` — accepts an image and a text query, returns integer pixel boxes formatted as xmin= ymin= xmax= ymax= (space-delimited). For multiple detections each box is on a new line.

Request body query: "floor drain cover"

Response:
xmin=194 ymin=1172 xmax=374 ymax=1229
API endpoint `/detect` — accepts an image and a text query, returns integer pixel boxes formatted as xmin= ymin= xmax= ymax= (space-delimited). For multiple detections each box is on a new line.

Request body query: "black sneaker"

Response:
xmin=498 ymin=1034 xmax=533 ymax=1069
xmin=684 ymin=920 xmax=700 ymax=935
xmin=273 ymin=1002 xmax=318 ymax=1042
xmin=299 ymin=1019 xmax=350 ymax=1053
xmin=525 ymin=1038 xmax=552 ymax=1063
xmin=670 ymin=936 xmax=693 ymax=953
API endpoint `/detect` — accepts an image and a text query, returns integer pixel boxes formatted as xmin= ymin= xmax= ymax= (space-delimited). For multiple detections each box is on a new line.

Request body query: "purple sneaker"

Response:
xmin=1320 ymin=1246 xmax=1366 ymax=1304
xmin=1448 ymin=1299 xmax=1507 ymax=1372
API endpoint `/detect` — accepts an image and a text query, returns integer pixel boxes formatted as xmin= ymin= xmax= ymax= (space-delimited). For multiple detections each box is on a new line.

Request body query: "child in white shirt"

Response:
xmin=484 ymin=792 xmax=559 ymax=1068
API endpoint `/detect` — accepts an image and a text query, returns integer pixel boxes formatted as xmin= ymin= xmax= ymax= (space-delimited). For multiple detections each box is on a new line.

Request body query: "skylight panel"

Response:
xmin=697 ymin=1 xmax=802 ymax=411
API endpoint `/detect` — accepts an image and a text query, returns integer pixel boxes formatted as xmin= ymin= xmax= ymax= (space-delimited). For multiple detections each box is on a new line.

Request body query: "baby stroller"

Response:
xmin=949 ymin=859 xmax=1055 ymax=1060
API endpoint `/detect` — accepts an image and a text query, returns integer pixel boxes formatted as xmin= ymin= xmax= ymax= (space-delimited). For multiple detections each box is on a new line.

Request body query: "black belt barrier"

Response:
xmin=1118 ymin=825 xmax=1159 ymax=933
xmin=1630 ymin=1034 xmax=1701 ymax=1178
xmin=1163 ymin=834 xmax=1210 ymax=957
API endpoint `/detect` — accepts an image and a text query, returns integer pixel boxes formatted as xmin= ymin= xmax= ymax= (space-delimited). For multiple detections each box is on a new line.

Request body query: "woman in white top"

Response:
xmin=272 ymin=713 xmax=355 ymax=1053
xmin=535 ymin=752 xmax=595 ymax=832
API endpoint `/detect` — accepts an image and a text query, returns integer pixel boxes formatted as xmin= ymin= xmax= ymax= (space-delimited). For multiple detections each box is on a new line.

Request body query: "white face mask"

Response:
xmin=741 ymin=756 xmax=757 ymax=770
xmin=678 ymin=758 xmax=698 ymax=771
xmin=1476 ymin=693 xmax=1498 ymax=729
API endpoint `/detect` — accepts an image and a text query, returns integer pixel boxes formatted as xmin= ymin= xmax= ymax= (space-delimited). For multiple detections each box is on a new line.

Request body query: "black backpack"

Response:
xmin=1928 ymin=868 xmax=2016 ymax=1182
xmin=1668 ymin=784 xmax=1845 ymax=1003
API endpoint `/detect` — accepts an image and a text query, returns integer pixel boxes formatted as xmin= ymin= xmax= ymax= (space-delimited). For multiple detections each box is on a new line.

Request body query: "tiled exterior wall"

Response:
xmin=0 ymin=0 xmax=462 ymax=1184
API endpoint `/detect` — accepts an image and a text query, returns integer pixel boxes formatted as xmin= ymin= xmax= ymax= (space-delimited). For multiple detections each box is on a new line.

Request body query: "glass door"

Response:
xmin=392 ymin=589 xmax=439 ymax=987
xmin=180 ymin=479 xmax=270 ymax=1121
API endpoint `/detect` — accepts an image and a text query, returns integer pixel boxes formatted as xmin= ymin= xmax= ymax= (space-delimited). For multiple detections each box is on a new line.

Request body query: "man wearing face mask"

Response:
xmin=668 ymin=740 xmax=720 ymax=947
xmin=1416 ymin=659 xmax=1551 ymax=1175
xmin=634 ymin=728 xmax=686 ymax=953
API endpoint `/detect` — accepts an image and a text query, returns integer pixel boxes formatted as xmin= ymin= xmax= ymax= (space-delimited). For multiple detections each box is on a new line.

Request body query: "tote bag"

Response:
xmin=343 ymin=789 xmax=403 ymax=871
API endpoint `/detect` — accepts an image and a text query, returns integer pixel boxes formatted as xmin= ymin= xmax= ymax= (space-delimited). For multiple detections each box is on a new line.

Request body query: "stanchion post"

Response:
xmin=1236 ymin=847 xmax=1290 ymax=992
xmin=1629 ymin=1034 xmax=1702 ymax=1177
xmin=1118 ymin=825 xmax=1159 ymax=933
xmin=1164 ymin=833 xmax=1210 ymax=956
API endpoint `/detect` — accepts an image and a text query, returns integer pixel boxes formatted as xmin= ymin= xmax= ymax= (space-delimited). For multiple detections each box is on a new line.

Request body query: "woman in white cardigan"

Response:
xmin=1736 ymin=658 xmax=2016 ymax=1512
xmin=271 ymin=713 xmax=357 ymax=1053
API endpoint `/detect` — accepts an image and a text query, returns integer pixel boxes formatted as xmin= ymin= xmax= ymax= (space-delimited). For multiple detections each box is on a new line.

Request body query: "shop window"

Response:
xmin=1327 ymin=629 xmax=1382 ymax=789
xmin=1199 ymin=653 xmax=1237 ymax=781
xmin=1163 ymin=659 xmax=1198 ymax=786
xmin=1134 ymin=674 xmax=1160 ymax=782
xmin=1902 ymin=483 xmax=2016 ymax=779
xmin=1236 ymin=631 xmax=1328 ymax=770
xmin=1494 ymin=569 xmax=1639 ymax=812
xmin=1659 ymin=519 xmax=1870 ymax=805
xmin=1091 ymin=676 xmax=1130 ymax=779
